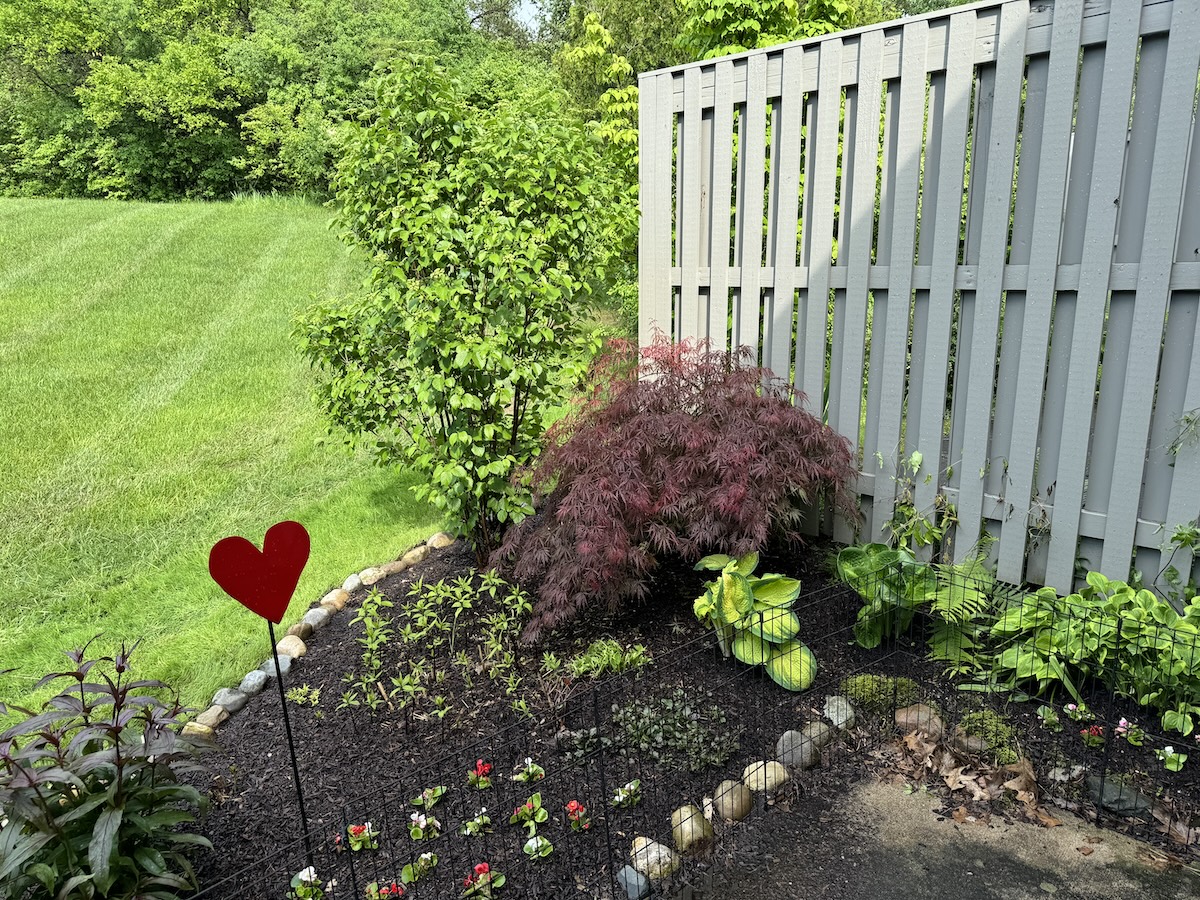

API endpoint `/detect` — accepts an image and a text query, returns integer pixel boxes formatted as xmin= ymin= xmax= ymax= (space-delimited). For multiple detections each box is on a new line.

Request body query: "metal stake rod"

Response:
xmin=268 ymin=620 xmax=314 ymax=868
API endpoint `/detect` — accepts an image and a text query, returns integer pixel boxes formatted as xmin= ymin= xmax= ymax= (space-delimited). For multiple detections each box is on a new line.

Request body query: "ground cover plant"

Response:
xmin=495 ymin=336 xmax=858 ymax=641
xmin=0 ymin=197 xmax=439 ymax=716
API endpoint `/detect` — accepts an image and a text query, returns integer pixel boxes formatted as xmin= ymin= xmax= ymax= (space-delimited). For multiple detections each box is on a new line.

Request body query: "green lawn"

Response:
xmin=0 ymin=196 xmax=440 ymax=714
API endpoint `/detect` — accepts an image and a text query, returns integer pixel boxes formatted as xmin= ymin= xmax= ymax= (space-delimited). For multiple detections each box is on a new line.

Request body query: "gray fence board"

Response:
xmin=639 ymin=73 xmax=674 ymax=345
xmin=832 ymin=30 xmax=885 ymax=544
xmin=956 ymin=1 xmax=1029 ymax=559
xmin=679 ymin=67 xmax=704 ymax=342
xmin=766 ymin=47 xmax=805 ymax=378
xmin=911 ymin=13 xmax=977 ymax=546
xmin=641 ymin=0 xmax=1200 ymax=597
xmin=996 ymin=0 xmax=1083 ymax=583
xmin=709 ymin=62 xmax=736 ymax=353
xmin=868 ymin=21 xmax=929 ymax=535
xmin=1045 ymin=0 xmax=1141 ymax=589
xmin=1101 ymin=9 xmax=1200 ymax=576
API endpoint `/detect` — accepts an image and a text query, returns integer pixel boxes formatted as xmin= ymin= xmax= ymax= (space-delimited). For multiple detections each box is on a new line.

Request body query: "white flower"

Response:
xmin=297 ymin=866 xmax=318 ymax=884
xmin=419 ymin=852 xmax=434 ymax=863
xmin=411 ymin=812 xmax=427 ymax=828
xmin=1165 ymin=746 xmax=1176 ymax=755
xmin=524 ymin=756 xmax=533 ymax=766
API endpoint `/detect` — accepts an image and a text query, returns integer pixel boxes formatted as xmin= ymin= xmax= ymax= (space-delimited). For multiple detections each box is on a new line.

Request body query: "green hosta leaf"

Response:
xmin=748 ymin=608 xmax=801 ymax=644
xmin=695 ymin=554 xmax=734 ymax=571
xmin=693 ymin=586 xmax=718 ymax=624
xmin=766 ymin=642 xmax=817 ymax=691
xmin=733 ymin=552 xmax=759 ymax=575
xmin=719 ymin=572 xmax=754 ymax=624
xmin=853 ymin=601 xmax=885 ymax=649
xmin=836 ymin=544 xmax=900 ymax=597
xmin=732 ymin=631 xmax=772 ymax=666
xmin=749 ymin=575 xmax=801 ymax=608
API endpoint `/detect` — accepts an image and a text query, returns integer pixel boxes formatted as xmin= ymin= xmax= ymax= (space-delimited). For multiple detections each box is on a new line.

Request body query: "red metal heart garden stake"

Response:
xmin=209 ymin=520 xmax=314 ymax=869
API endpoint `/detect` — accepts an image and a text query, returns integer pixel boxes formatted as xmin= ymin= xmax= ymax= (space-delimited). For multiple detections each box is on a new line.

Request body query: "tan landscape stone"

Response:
xmin=276 ymin=635 xmax=307 ymax=658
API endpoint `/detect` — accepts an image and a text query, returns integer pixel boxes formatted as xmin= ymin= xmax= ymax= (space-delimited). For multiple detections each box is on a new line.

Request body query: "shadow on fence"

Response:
xmin=194 ymin=561 xmax=1199 ymax=898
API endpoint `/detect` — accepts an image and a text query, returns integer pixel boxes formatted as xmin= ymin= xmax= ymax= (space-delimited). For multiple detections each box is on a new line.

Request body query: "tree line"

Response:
xmin=0 ymin=0 xmax=957 ymax=201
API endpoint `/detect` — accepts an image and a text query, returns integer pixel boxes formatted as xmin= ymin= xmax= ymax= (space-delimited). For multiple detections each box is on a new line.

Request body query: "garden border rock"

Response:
xmin=189 ymin=531 xmax=458 ymax=734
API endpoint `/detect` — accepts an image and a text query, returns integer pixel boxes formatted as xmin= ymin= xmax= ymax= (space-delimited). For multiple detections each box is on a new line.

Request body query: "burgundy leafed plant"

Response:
xmin=494 ymin=335 xmax=858 ymax=641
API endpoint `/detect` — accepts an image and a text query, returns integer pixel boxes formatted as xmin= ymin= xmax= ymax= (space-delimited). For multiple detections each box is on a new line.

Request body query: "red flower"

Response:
xmin=474 ymin=759 xmax=492 ymax=777
xmin=349 ymin=825 xmax=365 ymax=836
xmin=474 ymin=862 xmax=490 ymax=876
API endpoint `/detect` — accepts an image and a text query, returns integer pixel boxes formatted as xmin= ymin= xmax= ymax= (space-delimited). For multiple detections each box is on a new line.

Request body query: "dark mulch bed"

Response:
xmin=190 ymin=538 xmax=1200 ymax=898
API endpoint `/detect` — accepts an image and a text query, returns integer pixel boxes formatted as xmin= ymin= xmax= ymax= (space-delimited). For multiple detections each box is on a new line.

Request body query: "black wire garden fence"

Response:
xmin=192 ymin=559 xmax=1199 ymax=898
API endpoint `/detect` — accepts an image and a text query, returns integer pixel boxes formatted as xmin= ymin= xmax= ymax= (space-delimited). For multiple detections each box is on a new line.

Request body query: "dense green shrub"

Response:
xmin=299 ymin=56 xmax=620 ymax=562
xmin=496 ymin=336 xmax=858 ymax=641
xmin=0 ymin=642 xmax=210 ymax=898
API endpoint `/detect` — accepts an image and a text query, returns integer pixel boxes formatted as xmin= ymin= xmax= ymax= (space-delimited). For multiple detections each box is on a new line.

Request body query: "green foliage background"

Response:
xmin=0 ymin=0 xmax=967 ymax=201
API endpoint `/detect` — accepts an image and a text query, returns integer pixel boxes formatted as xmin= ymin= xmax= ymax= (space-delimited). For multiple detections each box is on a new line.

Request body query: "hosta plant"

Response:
xmin=0 ymin=642 xmax=210 ymax=899
xmin=693 ymin=552 xmax=815 ymax=690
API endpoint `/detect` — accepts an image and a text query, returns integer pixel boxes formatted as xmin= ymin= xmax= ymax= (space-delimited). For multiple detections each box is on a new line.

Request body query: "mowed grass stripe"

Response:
xmin=0 ymin=200 xmax=158 ymax=299
xmin=0 ymin=197 xmax=440 ymax=713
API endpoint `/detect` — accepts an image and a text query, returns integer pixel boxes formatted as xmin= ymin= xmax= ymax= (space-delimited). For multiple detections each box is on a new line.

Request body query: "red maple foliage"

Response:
xmin=494 ymin=336 xmax=859 ymax=642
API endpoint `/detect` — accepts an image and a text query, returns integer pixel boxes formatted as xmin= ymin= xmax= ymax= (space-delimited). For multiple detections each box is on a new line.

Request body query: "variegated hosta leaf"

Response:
xmin=719 ymin=571 xmax=754 ymax=624
xmin=748 ymin=575 xmax=801 ymax=608
xmin=747 ymin=608 xmax=800 ymax=644
xmin=695 ymin=554 xmax=734 ymax=572
xmin=766 ymin=641 xmax=817 ymax=691
xmin=732 ymin=631 xmax=772 ymax=666
xmin=733 ymin=552 xmax=759 ymax=576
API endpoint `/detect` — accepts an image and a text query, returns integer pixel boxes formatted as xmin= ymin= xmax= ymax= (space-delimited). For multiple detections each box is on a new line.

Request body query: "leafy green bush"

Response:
xmin=0 ymin=642 xmax=210 ymax=897
xmin=299 ymin=55 xmax=620 ymax=563
xmin=612 ymin=687 xmax=743 ymax=772
xmin=836 ymin=542 xmax=996 ymax=673
xmin=693 ymin=552 xmax=816 ymax=690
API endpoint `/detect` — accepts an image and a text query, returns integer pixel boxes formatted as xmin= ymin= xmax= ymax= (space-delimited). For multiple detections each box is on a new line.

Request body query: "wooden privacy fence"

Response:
xmin=638 ymin=0 xmax=1200 ymax=594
